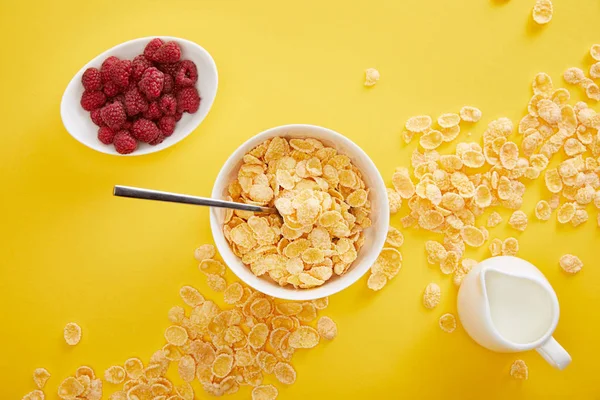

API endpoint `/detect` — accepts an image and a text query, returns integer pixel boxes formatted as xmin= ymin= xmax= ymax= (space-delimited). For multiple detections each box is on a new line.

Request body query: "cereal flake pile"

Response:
xmin=223 ymin=137 xmax=372 ymax=289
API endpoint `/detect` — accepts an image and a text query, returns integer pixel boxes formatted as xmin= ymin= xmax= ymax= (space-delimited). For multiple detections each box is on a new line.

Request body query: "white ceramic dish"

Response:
xmin=60 ymin=36 xmax=218 ymax=156
xmin=210 ymin=124 xmax=389 ymax=300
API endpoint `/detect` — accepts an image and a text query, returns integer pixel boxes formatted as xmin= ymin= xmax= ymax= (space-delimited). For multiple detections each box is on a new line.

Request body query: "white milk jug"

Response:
xmin=457 ymin=256 xmax=571 ymax=370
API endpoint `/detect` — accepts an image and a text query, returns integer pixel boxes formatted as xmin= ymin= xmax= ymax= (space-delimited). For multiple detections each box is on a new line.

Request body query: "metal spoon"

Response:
xmin=113 ymin=185 xmax=277 ymax=213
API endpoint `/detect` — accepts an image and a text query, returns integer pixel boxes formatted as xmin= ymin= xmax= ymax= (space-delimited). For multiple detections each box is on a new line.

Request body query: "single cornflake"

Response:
xmin=207 ymin=274 xmax=227 ymax=292
xmin=438 ymin=113 xmax=461 ymax=128
xmin=532 ymin=72 xmax=553 ymax=96
xmin=489 ymin=238 xmax=503 ymax=256
xmin=439 ymin=313 xmax=457 ymax=333
xmin=487 ymin=212 xmax=503 ymax=227
xmin=180 ymin=285 xmax=204 ymax=307
xmin=563 ymin=67 xmax=585 ymax=85
xmin=316 ymin=316 xmax=337 ymax=340
xmin=288 ymin=326 xmax=320 ymax=349
xmin=58 ymin=377 xmax=84 ymax=399
xmin=274 ymin=362 xmax=296 ymax=385
xmin=459 ymin=106 xmax=482 ymax=123
xmin=508 ymin=211 xmax=528 ymax=232
xmin=33 ymin=368 xmax=51 ymax=389
xmin=544 ymin=169 xmax=563 ymax=193
xmin=532 ymin=0 xmax=553 ymax=24
xmin=535 ymin=200 xmax=552 ymax=221
xmin=510 ymin=360 xmax=528 ymax=380
xmin=423 ymin=283 xmax=441 ymax=309
xmin=420 ymin=130 xmax=443 ymax=150
xmin=405 ymin=115 xmax=432 ymax=133
xmin=461 ymin=226 xmax=485 ymax=247
xmin=178 ymin=354 xmax=196 ymax=382
xmin=224 ymin=282 xmax=244 ymax=304
xmin=557 ymin=202 xmax=576 ymax=223
xmin=502 ymin=237 xmax=519 ymax=256
xmin=364 ymin=68 xmax=380 ymax=87
xmin=367 ymin=272 xmax=388 ymax=291
xmin=164 ymin=325 xmax=189 ymax=346
xmin=124 ymin=358 xmax=144 ymax=379
xmin=559 ymin=254 xmax=583 ymax=274
xmin=64 ymin=322 xmax=82 ymax=346
xmin=385 ymin=226 xmax=404 ymax=248
xmin=22 ymin=390 xmax=44 ymax=400
xmin=212 ymin=353 xmax=234 ymax=378
xmin=104 ymin=366 xmax=126 ymax=384
xmin=252 ymin=385 xmax=279 ymax=400
xmin=194 ymin=244 xmax=216 ymax=262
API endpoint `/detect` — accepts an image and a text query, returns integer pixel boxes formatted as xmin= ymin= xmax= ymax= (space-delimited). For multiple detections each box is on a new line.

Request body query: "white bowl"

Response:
xmin=210 ymin=124 xmax=389 ymax=300
xmin=60 ymin=36 xmax=218 ymax=156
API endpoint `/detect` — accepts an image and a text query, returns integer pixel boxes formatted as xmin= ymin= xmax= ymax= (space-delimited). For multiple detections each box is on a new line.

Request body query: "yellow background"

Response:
xmin=1 ymin=0 xmax=599 ymax=398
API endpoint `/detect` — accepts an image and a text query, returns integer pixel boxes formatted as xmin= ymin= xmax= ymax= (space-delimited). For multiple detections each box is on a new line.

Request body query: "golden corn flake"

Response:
xmin=502 ymin=237 xmax=519 ymax=256
xmin=168 ymin=306 xmax=185 ymax=323
xmin=194 ymin=244 xmax=216 ymax=262
xmin=425 ymin=241 xmax=447 ymax=264
xmin=393 ymin=171 xmax=416 ymax=198
xmin=124 ymin=358 xmax=144 ymax=379
xmin=406 ymin=115 xmax=432 ymax=133
xmin=459 ymin=106 xmax=482 ymax=123
xmin=544 ymin=168 xmax=563 ymax=193
xmin=371 ymin=247 xmax=403 ymax=278
xmin=438 ymin=113 xmax=460 ymax=128
xmin=248 ymin=323 xmax=269 ymax=349
xmin=387 ymin=188 xmax=402 ymax=214
xmin=510 ymin=360 xmax=528 ymax=380
xmin=439 ymin=313 xmax=457 ymax=333
xmin=420 ymin=130 xmax=443 ymax=150
xmin=385 ymin=226 xmax=404 ymax=248
xmin=487 ymin=212 xmax=503 ymax=228
xmin=489 ymin=238 xmax=502 ymax=257
xmin=224 ymin=282 xmax=244 ymax=305
xmin=180 ymin=285 xmax=204 ymax=307
xmin=199 ymin=259 xmax=226 ymax=276
xmin=440 ymin=251 xmax=459 ymax=275
xmin=508 ymin=211 xmax=528 ymax=232
xmin=274 ymin=362 xmax=296 ymax=385
xmin=423 ymin=283 xmax=441 ymax=309
xmin=364 ymin=68 xmax=380 ymax=87
xmin=178 ymin=354 xmax=196 ymax=382
xmin=212 ymin=353 xmax=234 ymax=378
xmin=316 ymin=316 xmax=337 ymax=340
xmin=64 ymin=322 xmax=82 ymax=346
xmin=367 ymin=272 xmax=388 ymax=291
xmin=104 ymin=366 xmax=126 ymax=384
xmin=557 ymin=202 xmax=576 ymax=223
xmin=252 ymin=385 xmax=279 ymax=400
xmin=461 ymin=226 xmax=485 ymax=247
xmin=288 ymin=326 xmax=320 ymax=349
xmin=33 ymin=368 xmax=51 ymax=389
xmin=532 ymin=72 xmax=553 ymax=96
xmin=22 ymin=390 xmax=44 ymax=400
xmin=535 ymin=200 xmax=552 ymax=221
xmin=559 ymin=254 xmax=583 ymax=274
xmin=58 ymin=377 xmax=84 ymax=399
xmin=499 ymin=142 xmax=519 ymax=170
xmin=207 ymin=274 xmax=227 ymax=292
xmin=532 ymin=0 xmax=553 ymax=24
xmin=564 ymin=67 xmax=585 ymax=85
xmin=165 ymin=325 xmax=188 ymax=346
xmin=571 ymin=209 xmax=589 ymax=227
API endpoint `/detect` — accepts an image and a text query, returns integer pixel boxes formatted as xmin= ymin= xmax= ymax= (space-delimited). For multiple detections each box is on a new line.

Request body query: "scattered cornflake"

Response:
xmin=564 ymin=67 xmax=585 ymax=85
xmin=532 ymin=0 xmax=553 ymax=24
xmin=591 ymin=44 xmax=600 ymax=61
xmin=58 ymin=377 xmax=85 ymax=399
xmin=438 ymin=113 xmax=461 ymax=128
xmin=508 ymin=211 xmax=528 ymax=232
xmin=510 ymin=360 xmax=528 ymax=380
xmin=252 ymin=384 xmax=279 ymax=400
xmin=179 ymin=285 xmax=204 ymax=307
xmin=559 ymin=254 xmax=583 ymax=274
xmin=64 ymin=322 xmax=82 ymax=346
xmin=367 ymin=272 xmax=388 ymax=291
xmin=22 ymin=390 xmax=44 ymax=400
xmin=317 ymin=316 xmax=337 ymax=340
xmin=557 ymin=202 xmax=576 ymax=224
xmin=487 ymin=212 xmax=503 ymax=228
xmin=501 ymin=237 xmax=519 ymax=256
xmin=535 ymin=200 xmax=552 ymax=221
xmin=459 ymin=106 xmax=482 ymax=123
xmin=164 ymin=325 xmax=188 ymax=346
xmin=489 ymin=238 xmax=503 ymax=256
xmin=194 ymin=244 xmax=215 ymax=262
xmin=103 ymin=366 xmax=126 ymax=384
xmin=274 ymin=362 xmax=296 ymax=385
xmin=33 ymin=368 xmax=51 ymax=389
xmin=423 ymin=283 xmax=441 ymax=309
xmin=207 ymin=273 xmax=227 ymax=292
xmin=439 ymin=313 xmax=457 ymax=333
xmin=364 ymin=68 xmax=380 ymax=87
xmin=406 ymin=115 xmax=433 ymax=133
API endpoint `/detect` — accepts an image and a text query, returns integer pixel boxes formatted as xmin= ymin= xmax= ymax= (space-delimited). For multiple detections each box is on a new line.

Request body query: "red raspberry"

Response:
xmin=81 ymin=90 xmax=107 ymax=111
xmin=159 ymin=94 xmax=177 ymax=116
xmin=144 ymin=38 xmax=164 ymax=61
xmin=176 ymin=87 xmax=201 ymax=113
xmin=163 ymin=74 xmax=175 ymax=94
xmin=143 ymin=101 xmax=163 ymax=120
xmin=149 ymin=133 xmax=166 ymax=146
xmin=97 ymin=126 xmax=115 ymax=144
xmin=158 ymin=115 xmax=176 ymax=136
xmin=82 ymin=68 xmax=102 ymax=91
xmin=124 ymin=86 xmax=149 ymax=116
xmin=122 ymin=120 xmax=132 ymax=130
xmin=175 ymin=60 xmax=198 ymax=87
xmin=131 ymin=55 xmax=153 ymax=82
xmin=153 ymin=41 xmax=181 ymax=64
xmin=174 ymin=111 xmax=183 ymax=121
xmin=100 ymin=101 xmax=127 ymax=130
xmin=132 ymin=118 xmax=161 ymax=143
xmin=103 ymin=80 xmax=121 ymax=98
xmin=139 ymin=67 xmax=164 ymax=100
xmin=90 ymin=109 xmax=105 ymax=126
xmin=110 ymin=59 xmax=132 ymax=88
xmin=157 ymin=62 xmax=181 ymax=77
xmin=100 ymin=56 xmax=119 ymax=83
xmin=114 ymin=130 xmax=137 ymax=154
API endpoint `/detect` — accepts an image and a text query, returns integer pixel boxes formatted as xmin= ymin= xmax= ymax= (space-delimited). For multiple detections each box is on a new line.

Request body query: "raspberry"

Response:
xmin=153 ymin=41 xmax=181 ymax=64
xmin=113 ymin=130 xmax=137 ymax=154
xmin=103 ymin=80 xmax=121 ymax=98
xmin=175 ymin=60 xmax=198 ymax=87
xmin=100 ymin=56 xmax=119 ymax=83
xmin=110 ymin=59 xmax=132 ymax=88
xmin=139 ymin=67 xmax=164 ymax=100
xmin=174 ymin=111 xmax=183 ymax=121
xmin=124 ymin=86 xmax=149 ymax=116
xmin=132 ymin=118 xmax=161 ymax=143
xmin=176 ymin=87 xmax=201 ymax=113
xmin=131 ymin=55 xmax=152 ymax=82
xmin=143 ymin=101 xmax=163 ymax=120
xmin=90 ymin=109 xmax=105 ymax=126
xmin=81 ymin=90 xmax=107 ymax=111
xmin=158 ymin=115 xmax=176 ymax=136
xmin=163 ymin=74 xmax=175 ymax=94
xmin=100 ymin=101 xmax=127 ymax=130
xmin=159 ymin=94 xmax=177 ymax=116
xmin=157 ymin=62 xmax=180 ymax=77
xmin=122 ymin=120 xmax=132 ymax=130
xmin=149 ymin=133 xmax=166 ymax=146
xmin=97 ymin=126 xmax=115 ymax=144
xmin=144 ymin=38 xmax=164 ymax=61
xmin=82 ymin=68 xmax=102 ymax=91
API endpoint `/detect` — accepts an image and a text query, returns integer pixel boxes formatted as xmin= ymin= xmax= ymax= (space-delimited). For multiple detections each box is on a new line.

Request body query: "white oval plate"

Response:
xmin=60 ymin=36 xmax=218 ymax=156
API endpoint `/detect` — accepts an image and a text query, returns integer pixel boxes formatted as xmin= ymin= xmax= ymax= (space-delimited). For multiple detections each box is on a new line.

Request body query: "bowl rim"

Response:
xmin=60 ymin=36 xmax=218 ymax=156
xmin=210 ymin=124 xmax=389 ymax=300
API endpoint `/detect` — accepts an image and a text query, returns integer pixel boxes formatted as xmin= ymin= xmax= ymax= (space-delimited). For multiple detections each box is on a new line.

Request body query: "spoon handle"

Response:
xmin=113 ymin=185 xmax=275 ymax=213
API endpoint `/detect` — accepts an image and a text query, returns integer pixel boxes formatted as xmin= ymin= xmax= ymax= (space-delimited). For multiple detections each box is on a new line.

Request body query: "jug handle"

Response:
xmin=536 ymin=337 xmax=571 ymax=370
